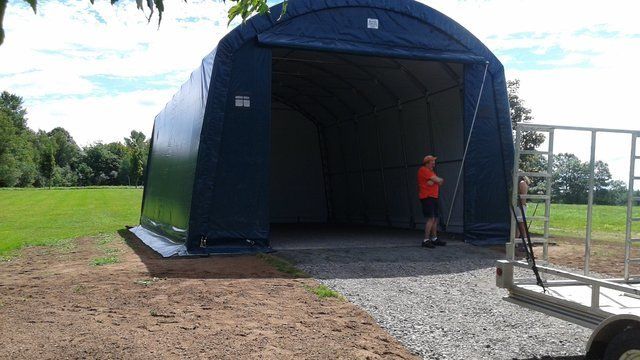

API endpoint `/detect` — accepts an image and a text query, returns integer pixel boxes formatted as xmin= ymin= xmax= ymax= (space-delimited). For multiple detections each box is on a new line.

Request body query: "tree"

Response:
xmin=82 ymin=143 xmax=123 ymax=185
xmin=0 ymin=90 xmax=153 ymax=188
xmin=0 ymin=0 xmax=284 ymax=46
xmin=0 ymin=91 xmax=28 ymax=129
xmin=76 ymin=162 xmax=94 ymax=186
xmin=598 ymin=179 xmax=628 ymax=206
xmin=40 ymin=143 xmax=55 ymax=188
xmin=509 ymin=79 xmax=545 ymax=152
xmin=509 ymin=79 xmax=547 ymax=193
xmin=0 ymin=92 xmax=38 ymax=187
xmin=48 ymin=127 xmax=80 ymax=169
xmin=124 ymin=130 xmax=148 ymax=186
xmin=551 ymin=153 xmax=623 ymax=205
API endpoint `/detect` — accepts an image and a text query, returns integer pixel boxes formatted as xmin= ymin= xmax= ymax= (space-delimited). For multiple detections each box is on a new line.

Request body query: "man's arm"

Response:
xmin=428 ymin=175 xmax=444 ymax=185
xmin=518 ymin=180 xmax=528 ymax=194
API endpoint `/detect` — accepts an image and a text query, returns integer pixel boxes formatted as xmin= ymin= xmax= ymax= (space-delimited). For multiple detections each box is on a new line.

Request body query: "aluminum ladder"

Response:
xmin=509 ymin=125 xmax=554 ymax=263
xmin=625 ymin=133 xmax=640 ymax=281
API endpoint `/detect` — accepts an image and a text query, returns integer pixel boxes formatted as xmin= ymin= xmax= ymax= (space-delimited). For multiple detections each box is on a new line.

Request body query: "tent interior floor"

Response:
xmin=269 ymin=223 xmax=455 ymax=251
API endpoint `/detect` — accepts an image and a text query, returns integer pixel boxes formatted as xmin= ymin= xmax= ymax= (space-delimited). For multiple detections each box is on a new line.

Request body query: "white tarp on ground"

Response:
xmin=129 ymin=225 xmax=187 ymax=258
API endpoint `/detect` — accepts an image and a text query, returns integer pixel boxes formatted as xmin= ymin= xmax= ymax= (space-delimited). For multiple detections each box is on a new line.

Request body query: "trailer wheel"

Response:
xmin=603 ymin=329 xmax=640 ymax=360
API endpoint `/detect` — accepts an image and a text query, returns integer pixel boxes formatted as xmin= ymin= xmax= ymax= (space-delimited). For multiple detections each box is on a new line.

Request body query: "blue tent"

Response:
xmin=132 ymin=0 xmax=514 ymax=256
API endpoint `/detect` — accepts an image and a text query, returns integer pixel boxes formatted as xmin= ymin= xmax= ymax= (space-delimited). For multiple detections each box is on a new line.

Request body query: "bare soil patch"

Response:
xmin=0 ymin=232 xmax=418 ymax=360
xmin=510 ymin=237 xmax=640 ymax=277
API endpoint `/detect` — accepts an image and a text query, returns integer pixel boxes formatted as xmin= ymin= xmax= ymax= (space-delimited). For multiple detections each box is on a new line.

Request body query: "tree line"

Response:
xmin=0 ymin=91 xmax=149 ymax=188
xmin=2 ymin=86 xmax=635 ymax=204
xmin=509 ymin=80 xmax=635 ymax=206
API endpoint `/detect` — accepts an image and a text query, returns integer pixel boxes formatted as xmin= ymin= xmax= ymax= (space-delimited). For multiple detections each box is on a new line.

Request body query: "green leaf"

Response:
xmin=153 ymin=0 xmax=164 ymax=27
xmin=277 ymin=1 xmax=287 ymax=21
xmin=228 ymin=3 xmax=242 ymax=25
xmin=146 ymin=0 xmax=154 ymax=23
xmin=0 ymin=0 xmax=6 ymax=46
xmin=23 ymin=0 xmax=37 ymax=14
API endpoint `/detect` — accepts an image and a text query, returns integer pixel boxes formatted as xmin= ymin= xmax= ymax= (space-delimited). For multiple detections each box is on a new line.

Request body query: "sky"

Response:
xmin=1 ymin=0 xmax=639 ymax=181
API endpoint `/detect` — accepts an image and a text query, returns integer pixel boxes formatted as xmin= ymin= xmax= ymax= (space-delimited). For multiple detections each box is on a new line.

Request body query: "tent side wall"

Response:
xmin=463 ymin=64 xmax=512 ymax=244
xmin=187 ymin=41 xmax=272 ymax=251
xmin=138 ymin=49 xmax=216 ymax=243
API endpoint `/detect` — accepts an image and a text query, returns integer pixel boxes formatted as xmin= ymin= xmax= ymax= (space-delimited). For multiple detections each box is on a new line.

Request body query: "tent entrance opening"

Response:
xmin=270 ymin=48 xmax=465 ymax=234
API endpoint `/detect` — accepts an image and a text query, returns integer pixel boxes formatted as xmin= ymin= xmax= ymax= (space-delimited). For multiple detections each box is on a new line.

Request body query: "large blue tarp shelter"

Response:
xmin=132 ymin=0 xmax=514 ymax=256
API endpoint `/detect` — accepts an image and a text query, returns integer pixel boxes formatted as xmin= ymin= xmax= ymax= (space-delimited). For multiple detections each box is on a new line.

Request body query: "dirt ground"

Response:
xmin=0 ymin=232 xmax=418 ymax=360
xmin=514 ymin=237 xmax=640 ymax=277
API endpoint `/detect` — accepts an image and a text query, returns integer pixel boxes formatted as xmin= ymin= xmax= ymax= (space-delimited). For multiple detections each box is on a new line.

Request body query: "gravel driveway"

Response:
xmin=272 ymin=225 xmax=590 ymax=360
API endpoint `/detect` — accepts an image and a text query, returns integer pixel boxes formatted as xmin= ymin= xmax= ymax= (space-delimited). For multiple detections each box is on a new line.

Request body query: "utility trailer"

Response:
xmin=497 ymin=123 xmax=640 ymax=359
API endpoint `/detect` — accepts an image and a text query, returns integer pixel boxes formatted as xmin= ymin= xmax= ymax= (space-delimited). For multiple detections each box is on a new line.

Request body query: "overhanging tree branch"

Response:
xmin=0 ymin=0 xmax=285 ymax=46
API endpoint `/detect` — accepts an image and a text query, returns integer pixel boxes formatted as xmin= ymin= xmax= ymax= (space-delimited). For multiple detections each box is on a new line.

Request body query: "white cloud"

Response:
xmin=421 ymin=0 xmax=640 ymax=181
xmin=27 ymin=89 xmax=176 ymax=145
xmin=0 ymin=0 xmax=231 ymax=145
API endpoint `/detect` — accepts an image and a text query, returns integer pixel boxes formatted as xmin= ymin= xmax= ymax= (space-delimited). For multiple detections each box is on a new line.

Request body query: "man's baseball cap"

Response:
xmin=423 ymin=155 xmax=437 ymax=164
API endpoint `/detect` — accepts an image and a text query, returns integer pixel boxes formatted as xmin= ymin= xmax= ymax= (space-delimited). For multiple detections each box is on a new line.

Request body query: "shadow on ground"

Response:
xmin=119 ymin=228 xmax=300 ymax=280
xmin=271 ymin=224 xmax=503 ymax=279
xmin=515 ymin=357 xmax=584 ymax=360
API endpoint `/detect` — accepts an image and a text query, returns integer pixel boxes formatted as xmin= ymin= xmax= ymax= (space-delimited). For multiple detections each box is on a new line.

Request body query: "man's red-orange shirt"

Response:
xmin=417 ymin=167 xmax=439 ymax=199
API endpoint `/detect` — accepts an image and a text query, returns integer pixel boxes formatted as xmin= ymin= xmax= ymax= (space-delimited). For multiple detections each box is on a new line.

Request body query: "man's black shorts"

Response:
xmin=420 ymin=197 xmax=439 ymax=218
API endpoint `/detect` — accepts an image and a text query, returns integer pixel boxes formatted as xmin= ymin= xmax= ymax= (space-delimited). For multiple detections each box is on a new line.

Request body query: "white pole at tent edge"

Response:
xmin=445 ymin=61 xmax=490 ymax=230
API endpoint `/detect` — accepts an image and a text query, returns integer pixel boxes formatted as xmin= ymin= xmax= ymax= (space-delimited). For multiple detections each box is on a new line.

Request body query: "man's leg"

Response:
xmin=424 ymin=219 xmax=430 ymax=239
xmin=430 ymin=217 xmax=438 ymax=238
xmin=515 ymin=220 xmax=527 ymax=253
xmin=429 ymin=198 xmax=446 ymax=246
xmin=423 ymin=218 xmax=435 ymax=248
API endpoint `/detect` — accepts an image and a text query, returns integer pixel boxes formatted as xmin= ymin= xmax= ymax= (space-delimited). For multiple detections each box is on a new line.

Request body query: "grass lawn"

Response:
xmin=1 ymin=187 xmax=638 ymax=256
xmin=527 ymin=203 xmax=640 ymax=242
xmin=0 ymin=188 xmax=142 ymax=256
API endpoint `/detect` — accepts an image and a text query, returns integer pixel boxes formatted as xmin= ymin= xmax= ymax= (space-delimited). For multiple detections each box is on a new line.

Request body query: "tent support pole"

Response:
xmin=353 ymin=117 xmax=369 ymax=223
xmin=317 ymin=125 xmax=334 ymax=223
xmin=374 ymin=109 xmax=392 ymax=226
xmin=446 ymin=62 xmax=490 ymax=230
xmin=389 ymin=59 xmax=430 ymax=94
xmin=426 ymin=96 xmax=435 ymax=154
xmin=323 ymin=84 xmax=460 ymax=130
xmin=287 ymin=61 xmax=376 ymax=109
xmin=439 ymin=62 xmax=462 ymax=85
xmin=332 ymin=54 xmax=398 ymax=100
xmin=273 ymin=95 xmax=334 ymax=222
xmin=327 ymin=159 xmax=463 ymax=175
xmin=336 ymin=121 xmax=352 ymax=223
xmin=398 ymin=102 xmax=415 ymax=228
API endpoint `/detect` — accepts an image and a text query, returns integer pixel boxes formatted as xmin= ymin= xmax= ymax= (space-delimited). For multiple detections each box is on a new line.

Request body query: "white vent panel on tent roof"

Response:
xmin=235 ymin=95 xmax=251 ymax=108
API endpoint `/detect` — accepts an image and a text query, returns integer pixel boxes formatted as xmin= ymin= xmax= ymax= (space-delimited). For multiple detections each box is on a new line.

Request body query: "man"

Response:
xmin=417 ymin=155 xmax=445 ymax=248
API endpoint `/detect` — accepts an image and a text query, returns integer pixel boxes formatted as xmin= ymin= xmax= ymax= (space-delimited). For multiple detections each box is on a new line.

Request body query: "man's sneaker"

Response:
xmin=432 ymin=239 xmax=447 ymax=246
xmin=422 ymin=240 xmax=435 ymax=248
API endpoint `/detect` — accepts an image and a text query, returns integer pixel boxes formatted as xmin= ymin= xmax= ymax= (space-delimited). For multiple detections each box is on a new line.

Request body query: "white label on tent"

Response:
xmin=235 ymin=95 xmax=251 ymax=108
xmin=367 ymin=18 xmax=379 ymax=29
